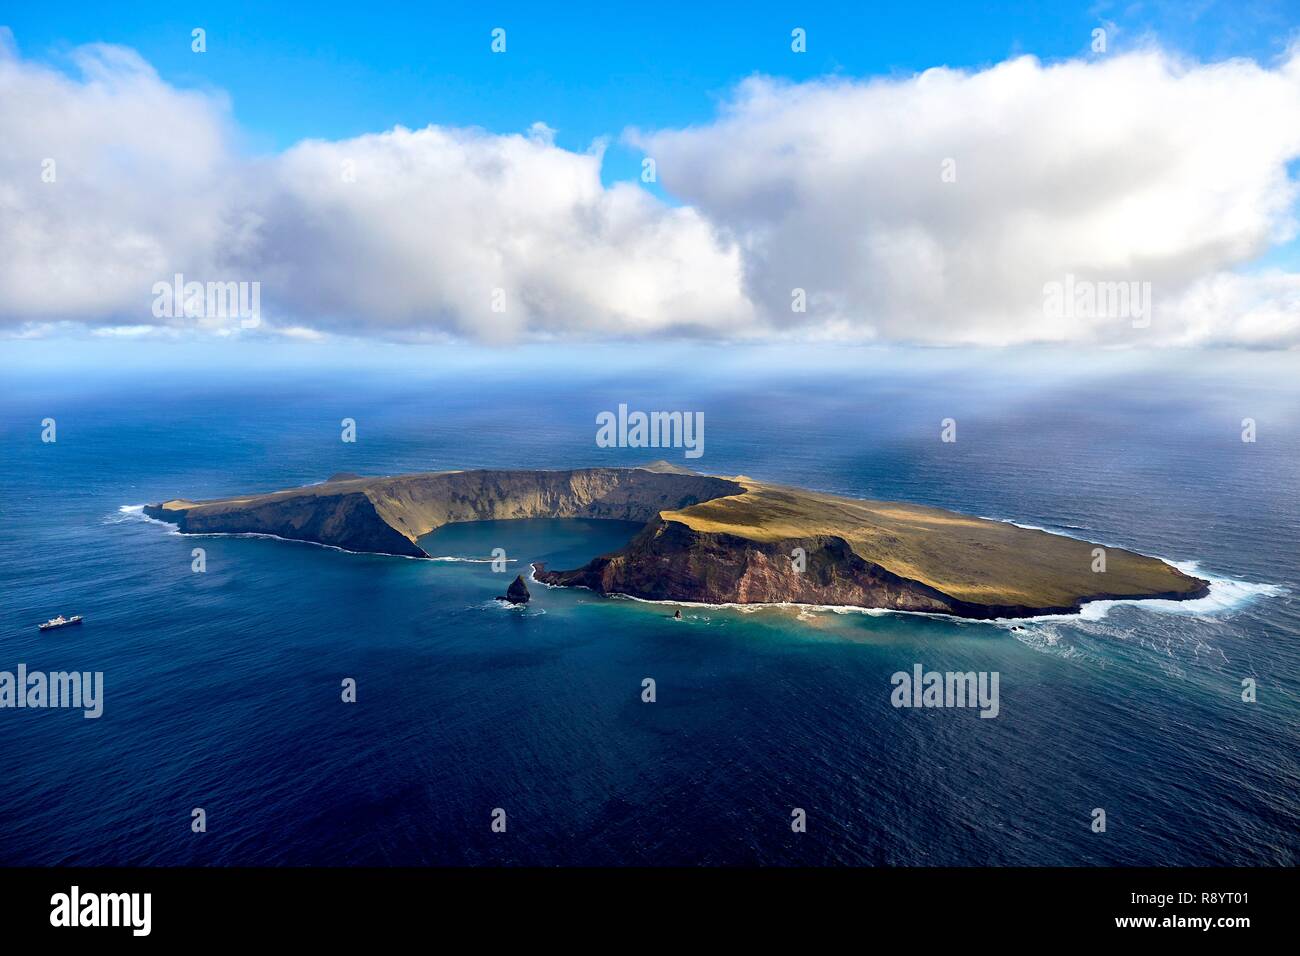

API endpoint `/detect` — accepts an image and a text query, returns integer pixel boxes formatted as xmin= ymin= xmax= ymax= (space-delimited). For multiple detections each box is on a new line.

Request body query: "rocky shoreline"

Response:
xmin=534 ymin=516 xmax=1211 ymax=619
xmin=143 ymin=464 xmax=1210 ymax=620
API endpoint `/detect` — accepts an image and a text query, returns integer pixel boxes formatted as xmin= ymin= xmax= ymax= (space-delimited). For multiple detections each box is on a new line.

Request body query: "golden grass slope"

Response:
xmin=663 ymin=479 xmax=1202 ymax=608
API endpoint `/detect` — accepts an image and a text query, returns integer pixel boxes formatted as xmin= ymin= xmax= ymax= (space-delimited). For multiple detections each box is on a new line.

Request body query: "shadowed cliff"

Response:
xmin=144 ymin=465 xmax=1209 ymax=618
xmin=143 ymin=465 xmax=743 ymax=558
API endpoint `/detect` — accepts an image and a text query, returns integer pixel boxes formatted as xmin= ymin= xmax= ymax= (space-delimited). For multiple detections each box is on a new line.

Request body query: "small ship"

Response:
xmin=38 ymin=614 xmax=83 ymax=632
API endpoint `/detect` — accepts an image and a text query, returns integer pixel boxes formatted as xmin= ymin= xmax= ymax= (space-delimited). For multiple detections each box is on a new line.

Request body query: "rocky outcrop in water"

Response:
xmin=498 ymin=575 xmax=531 ymax=605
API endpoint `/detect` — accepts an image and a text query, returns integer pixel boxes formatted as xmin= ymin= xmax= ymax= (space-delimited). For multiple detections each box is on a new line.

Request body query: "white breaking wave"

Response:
xmin=116 ymin=504 xmax=527 ymax=565
xmin=977 ymin=515 xmax=1285 ymax=621
xmin=1002 ymin=624 xmax=1086 ymax=660
xmin=593 ymin=568 xmax=1282 ymax=624
xmin=426 ymin=556 xmax=516 ymax=564
xmin=112 ymin=506 xmax=433 ymax=560
xmin=1076 ymin=561 xmax=1284 ymax=621
xmin=546 ymin=555 xmax=1282 ymax=628
xmin=108 ymin=504 xmax=178 ymax=529
xmin=478 ymin=600 xmax=546 ymax=616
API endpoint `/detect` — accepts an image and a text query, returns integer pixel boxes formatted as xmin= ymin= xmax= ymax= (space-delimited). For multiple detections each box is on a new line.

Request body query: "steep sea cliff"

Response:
xmin=145 ymin=465 xmax=1208 ymax=618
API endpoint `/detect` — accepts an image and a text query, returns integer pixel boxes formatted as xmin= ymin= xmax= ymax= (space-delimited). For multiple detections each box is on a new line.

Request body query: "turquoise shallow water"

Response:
xmin=0 ymin=357 xmax=1296 ymax=865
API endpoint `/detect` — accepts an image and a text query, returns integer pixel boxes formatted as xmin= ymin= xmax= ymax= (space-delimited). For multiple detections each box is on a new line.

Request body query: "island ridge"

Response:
xmin=143 ymin=464 xmax=1209 ymax=619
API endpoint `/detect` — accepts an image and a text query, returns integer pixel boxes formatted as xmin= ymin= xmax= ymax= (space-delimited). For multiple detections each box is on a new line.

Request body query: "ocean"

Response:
xmin=1 ymin=346 xmax=1296 ymax=865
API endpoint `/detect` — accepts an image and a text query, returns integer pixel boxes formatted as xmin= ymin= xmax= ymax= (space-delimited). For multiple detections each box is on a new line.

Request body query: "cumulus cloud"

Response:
xmin=0 ymin=34 xmax=246 ymax=326
xmin=254 ymin=126 xmax=751 ymax=339
xmin=636 ymin=49 xmax=1300 ymax=347
xmin=0 ymin=33 xmax=750 ymax=341
xmin=1162 ymin=270 xmax=1300 ymax=347
xmin=1 ymin=31 xmax=1299 ymax=347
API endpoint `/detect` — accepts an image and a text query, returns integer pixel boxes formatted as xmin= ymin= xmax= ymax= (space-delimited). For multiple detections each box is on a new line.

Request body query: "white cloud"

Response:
xmin=90 ymin=324 xmax=166 ymax=338
xmin=1163 ymin=269 xmax=1300 ymax=347
xmin=0 ymin=34 xmax=245 ymax=327
xmin=0 ymin=34 xmax=749 ymax=342
xmin=637 ymin=48 xmax=1300 ymax=347
xmin=1 ymin=32 xmax=1298 ymax=347
xmin=254 ymin=126 xmax=751 ymax=339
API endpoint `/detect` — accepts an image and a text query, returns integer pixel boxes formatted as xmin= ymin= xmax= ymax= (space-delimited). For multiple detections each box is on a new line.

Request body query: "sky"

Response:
xmin=2 ymin=0 xmax=1299 ymax=355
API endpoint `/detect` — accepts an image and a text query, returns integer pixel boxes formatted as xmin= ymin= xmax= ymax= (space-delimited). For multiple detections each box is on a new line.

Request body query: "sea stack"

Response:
xmin=499 ymin=575 xmax=531 ymax=605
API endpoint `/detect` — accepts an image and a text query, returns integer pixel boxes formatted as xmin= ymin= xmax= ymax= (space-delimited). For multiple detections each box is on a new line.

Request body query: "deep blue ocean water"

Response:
xmin=1 ymin=350 xmax=1297 ymax=865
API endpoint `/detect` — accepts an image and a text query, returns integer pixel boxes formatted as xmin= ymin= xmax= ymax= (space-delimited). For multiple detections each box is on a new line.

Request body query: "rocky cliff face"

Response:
xmin=144 ymin=490 xmax=428 ymax=557
xmin=143 ymin=465 xmax=1210 ymax=619
xmin=363 ymin=468 xmax=743 ymax=545
xmin=535 ymin=517 xmax=1211 ymax=619
xmin=536 ymin=519 xmax=953 ymax=610
xmin=143 ymin=467 xmax=744 ymax=559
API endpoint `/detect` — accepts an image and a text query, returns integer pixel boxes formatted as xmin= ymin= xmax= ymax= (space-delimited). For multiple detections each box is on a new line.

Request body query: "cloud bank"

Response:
xmin=2 ymin=31 xmax=1298 ymax=346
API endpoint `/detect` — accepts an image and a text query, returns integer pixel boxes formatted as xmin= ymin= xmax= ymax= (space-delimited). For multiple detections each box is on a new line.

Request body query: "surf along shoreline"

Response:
xmin=138 ymin=464 xmax=1212 ymax=620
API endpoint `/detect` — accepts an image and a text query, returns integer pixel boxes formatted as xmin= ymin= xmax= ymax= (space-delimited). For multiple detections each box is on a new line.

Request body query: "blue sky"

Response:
xmin=2 ymin=1 xmax=1298 ymax=354
xmin=6 ymin=0 xmax=1297 ymax=184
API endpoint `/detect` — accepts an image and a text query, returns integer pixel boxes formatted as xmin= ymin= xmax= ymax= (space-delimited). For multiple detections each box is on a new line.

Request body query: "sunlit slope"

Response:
xmin=663 ymin=480 xmax=1202 ymax=608
xmin=148 ymin=467 xmax=1206 ymax=613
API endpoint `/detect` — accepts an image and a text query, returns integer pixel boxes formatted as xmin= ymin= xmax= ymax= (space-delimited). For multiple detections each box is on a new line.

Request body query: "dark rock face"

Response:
xmin=498 ymin=575 xmax=531 ymax=604
xmin=533 ymin=517 xmax=1207 ymax=619
xmin=143 ymin=467 xmax=744 ymax=560
xmin=537 ymin=519 xmax=955 ymax=612
xmin=362 ymin=468 xmax=743 ymax=542
xmin=142 ymin=492 xmax=427 ymax=558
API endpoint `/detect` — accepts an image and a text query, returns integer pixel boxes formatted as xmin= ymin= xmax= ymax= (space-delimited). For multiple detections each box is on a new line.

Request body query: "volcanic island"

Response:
xmin=142 ymin=463 xmax=1209 ymax=619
